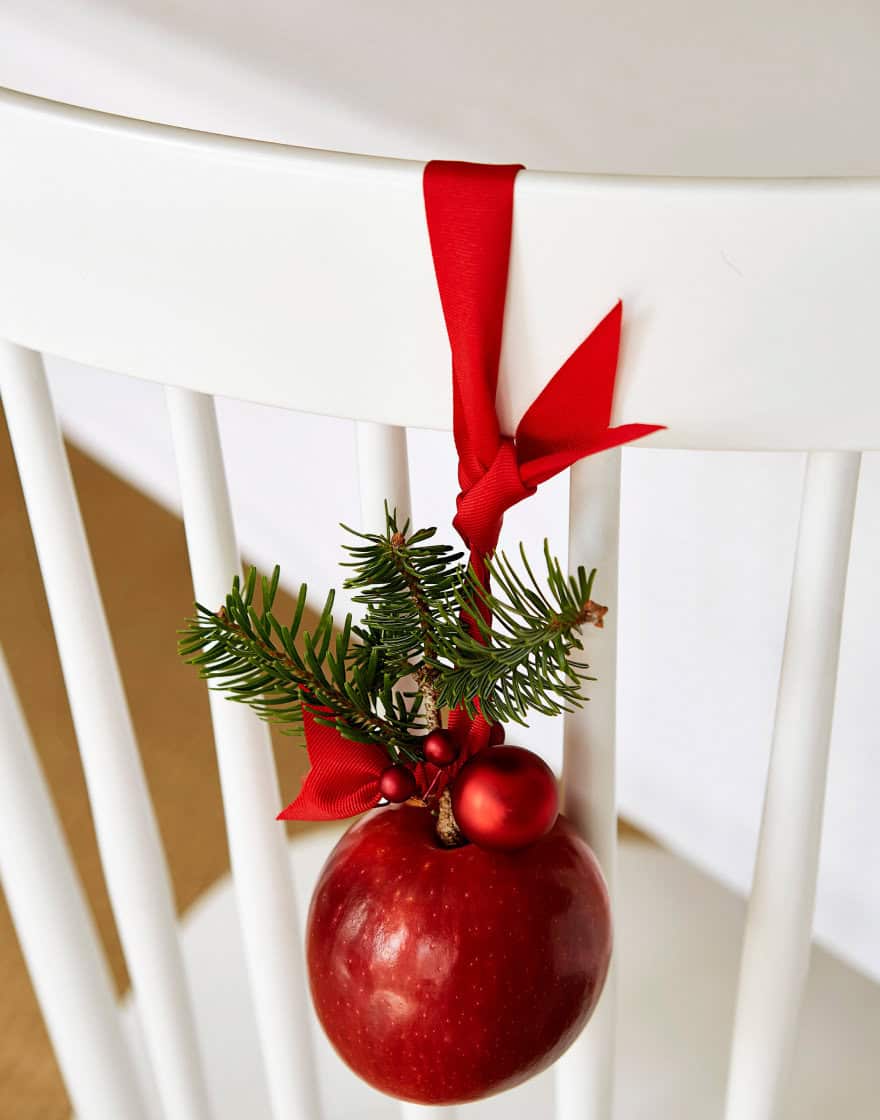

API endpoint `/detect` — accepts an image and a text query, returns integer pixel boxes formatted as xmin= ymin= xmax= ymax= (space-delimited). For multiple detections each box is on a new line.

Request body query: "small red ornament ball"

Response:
xmin=452 ymin=745 xmax=558 ymax=851
xmin=422 ymin=728 xmax=460 ymax=767
xmin=379 ymin=765 xmax=416 ymax=804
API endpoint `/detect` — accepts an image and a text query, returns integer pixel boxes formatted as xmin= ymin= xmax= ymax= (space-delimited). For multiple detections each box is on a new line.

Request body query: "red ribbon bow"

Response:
xmin=278 ymin=705 xmax=499 ymax=820
xmin=423 ymin=160 xmax=663 ymax=583
xmin=279 ymin=160 xmax=662 ymax=822
xmin=277 ymin=706 xmax=388 ymax=820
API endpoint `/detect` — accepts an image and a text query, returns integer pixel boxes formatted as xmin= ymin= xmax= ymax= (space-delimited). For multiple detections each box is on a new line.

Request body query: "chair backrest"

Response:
xmin=0 ymin=85 xmax=877 ymax=1120
xmin=2 ymin=87 xmax=879 ymax=449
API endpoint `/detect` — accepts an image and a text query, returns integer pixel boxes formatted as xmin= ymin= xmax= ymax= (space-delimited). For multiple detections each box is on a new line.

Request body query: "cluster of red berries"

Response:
xmin=378 ymin=729 xmax=558 ymax=852
xmin=377 ymin=728 xmax=461 ymax=804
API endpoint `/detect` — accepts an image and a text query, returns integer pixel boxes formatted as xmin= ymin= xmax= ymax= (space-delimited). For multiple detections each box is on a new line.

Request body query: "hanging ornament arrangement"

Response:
xmin=179 ymin=161 xmax=662 ymax=1106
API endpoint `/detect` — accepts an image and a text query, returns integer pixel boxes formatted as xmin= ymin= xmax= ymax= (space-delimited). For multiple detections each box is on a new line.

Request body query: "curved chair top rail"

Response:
xmin=1 ymin=85 xmax=879 ymax=451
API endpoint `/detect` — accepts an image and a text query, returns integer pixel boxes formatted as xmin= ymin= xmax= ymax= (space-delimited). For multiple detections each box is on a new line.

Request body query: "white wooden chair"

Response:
xmin=0 ymin=84 xmax=877 ymax=1120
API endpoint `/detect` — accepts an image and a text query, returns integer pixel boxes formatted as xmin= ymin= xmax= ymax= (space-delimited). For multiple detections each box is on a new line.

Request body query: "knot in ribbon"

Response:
xmin=453 ymin=436 xmax=530 ymax=559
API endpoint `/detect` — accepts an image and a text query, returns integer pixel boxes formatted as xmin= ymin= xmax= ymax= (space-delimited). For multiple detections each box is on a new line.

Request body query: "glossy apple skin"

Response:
xmin=306 ymin=804 xmax=612 ymax=1105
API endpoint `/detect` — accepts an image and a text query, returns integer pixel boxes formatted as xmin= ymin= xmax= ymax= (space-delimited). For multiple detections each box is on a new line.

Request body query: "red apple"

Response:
xmin=307 ymin=804 xmax=612 ymax=1105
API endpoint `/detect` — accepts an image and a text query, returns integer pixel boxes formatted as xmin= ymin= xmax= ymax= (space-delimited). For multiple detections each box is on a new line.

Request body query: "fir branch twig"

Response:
xmin=178 ymin=565 xmax=423 ymax=759
xmin=178 ymin=511 xmax=608 ymax=767
xmin=428 ymin=542 xmax=606 ymax=726
xmin=343 ymin=507 xmax=462 ymax=729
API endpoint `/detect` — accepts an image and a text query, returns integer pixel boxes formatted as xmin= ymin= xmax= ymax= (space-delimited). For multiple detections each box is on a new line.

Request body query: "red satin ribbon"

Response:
xmin=280 ymin=159 xmax=662 ymax=821
xmin=277 ymin=706 xmax=389 ymax=820
xmin=423 ymin=160 xmax=663 ymax=583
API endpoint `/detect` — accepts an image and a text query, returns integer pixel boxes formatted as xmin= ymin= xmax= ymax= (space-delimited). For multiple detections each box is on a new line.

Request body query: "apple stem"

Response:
xmin=436 ymin=787 xmax=465 ymax=847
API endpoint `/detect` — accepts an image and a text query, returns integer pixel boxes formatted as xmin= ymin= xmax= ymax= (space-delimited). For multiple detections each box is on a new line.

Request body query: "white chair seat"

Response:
xmin=3 ymin=0 xmax=880 ymax=177
xmin=117 ymin=828 xmax=879 ymax=1120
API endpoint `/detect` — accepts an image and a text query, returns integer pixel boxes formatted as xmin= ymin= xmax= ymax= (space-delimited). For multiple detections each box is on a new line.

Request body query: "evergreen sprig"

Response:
xmin=178 ymin=545 xmax=424 ymax=759
xmin=179 ymin=508 xmax=606 ymax=763
xmin=342 ymin=514 xmax=463 ymax=671
xmin=431 ymin=543 xmax=606 ymax=726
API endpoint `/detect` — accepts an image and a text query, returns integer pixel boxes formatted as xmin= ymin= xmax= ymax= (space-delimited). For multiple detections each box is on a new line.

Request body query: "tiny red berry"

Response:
xmin=379 ymin=765 xmax=416 ymax=803
xmin=422 ymin=728 xmax=460 ymax=767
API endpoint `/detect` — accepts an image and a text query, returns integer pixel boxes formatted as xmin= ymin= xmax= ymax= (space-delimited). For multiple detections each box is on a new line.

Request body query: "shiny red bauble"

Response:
xmin=307 ymin=805 xmax=611 ymax=1104
xmin=422 ymin=728 xmax=460 ymax=767
xmin=379 ymin=765 xmax=416 ymax=803
xmin=452 ymin=745 xmax=559 ymax=851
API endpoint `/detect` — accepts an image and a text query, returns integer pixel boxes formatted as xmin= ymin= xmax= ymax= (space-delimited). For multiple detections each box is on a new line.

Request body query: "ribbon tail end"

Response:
xmin=604 ymin=422 xmax=666 ymax=444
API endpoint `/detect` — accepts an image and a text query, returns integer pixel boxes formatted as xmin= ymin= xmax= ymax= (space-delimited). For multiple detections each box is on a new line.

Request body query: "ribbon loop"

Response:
xmin=424 ymin=160 xmax=664 ymax=576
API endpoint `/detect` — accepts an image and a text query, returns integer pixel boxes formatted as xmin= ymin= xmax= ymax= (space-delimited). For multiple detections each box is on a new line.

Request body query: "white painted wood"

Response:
xmin=557 ymin=449 xmax=622 ymax=1120
xmin=5 ymin=1 xmax=880 ymax=181
xmin=356 ymin=421 xmax=412 ymax=530
xmin=724 ymin=451 xmax=861 ymax=1120
xmin=0 ymin=341 xmax=211 ymax=1120
xmin=400 ymin=1106 xmax=459 ymax=1119
xmin=0 ymin=646 xmax=149 ymax=1120
xmin=0 ymin=74 xmax=875 ymax=1120
xmin=1 ymin=88 xmax=879 ymax=452
xmin=166 ymin=387 xmax=321 ymax=1120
